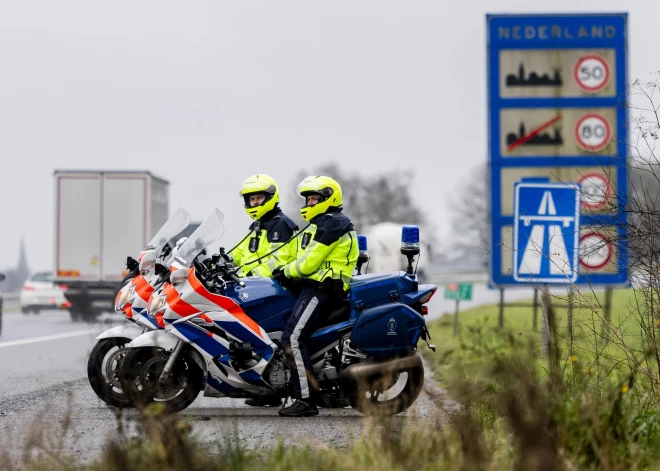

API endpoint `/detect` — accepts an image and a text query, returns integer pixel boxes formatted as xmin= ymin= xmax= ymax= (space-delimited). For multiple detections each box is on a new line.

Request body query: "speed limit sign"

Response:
xmin=577 ymin=173 xmax=612 ymax=209
xmin=574 ymin=113 xmax=612 ymax=152
xmin=579 ymin=232 xmax=612 ymax=270
xmin=573 ymin=55 xmax=611 ymax=93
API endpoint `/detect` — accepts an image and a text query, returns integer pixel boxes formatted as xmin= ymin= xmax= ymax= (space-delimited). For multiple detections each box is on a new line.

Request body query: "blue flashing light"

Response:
xmin=357 ymin=235 xmax=368 ymax=252
xmin=401 ymin=225 xmax=420 ymax=245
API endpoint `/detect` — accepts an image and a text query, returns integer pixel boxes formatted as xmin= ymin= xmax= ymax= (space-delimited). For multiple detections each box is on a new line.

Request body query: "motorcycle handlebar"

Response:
xmin=228 ymin=272 xmax=245 ymax=287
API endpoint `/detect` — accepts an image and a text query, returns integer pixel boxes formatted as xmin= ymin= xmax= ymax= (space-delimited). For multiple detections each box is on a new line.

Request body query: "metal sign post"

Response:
xmin=444 ymin=283 xmax=473 ymax=337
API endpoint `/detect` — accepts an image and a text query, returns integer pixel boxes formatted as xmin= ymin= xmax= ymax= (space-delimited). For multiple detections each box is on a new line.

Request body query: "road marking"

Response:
xmin=0 ymin=329 xmax=101 ymax=348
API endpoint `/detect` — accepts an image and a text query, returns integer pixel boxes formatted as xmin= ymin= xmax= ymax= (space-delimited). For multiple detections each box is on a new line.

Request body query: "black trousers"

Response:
xmin=281 ymin=286 xmax=340 ymax=401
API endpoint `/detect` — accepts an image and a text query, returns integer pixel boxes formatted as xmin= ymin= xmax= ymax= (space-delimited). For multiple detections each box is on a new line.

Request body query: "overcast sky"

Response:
xmin=0 ymin=1 xmax=656 ymax=273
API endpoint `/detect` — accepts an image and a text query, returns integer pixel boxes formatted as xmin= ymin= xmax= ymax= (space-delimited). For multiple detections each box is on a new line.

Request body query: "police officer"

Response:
xmin=233 ymin=174 xmax=299 ymax=278
xmin=233 ymin=174 xmax=300 ymax=408
xmin=272 ymin=175 xmax=358 ymax=417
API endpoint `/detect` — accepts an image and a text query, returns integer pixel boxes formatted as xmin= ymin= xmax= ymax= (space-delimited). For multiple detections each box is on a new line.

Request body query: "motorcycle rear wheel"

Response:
xmin=349 ymin=355 xmax=424 ymax=416
xmin=119 ymin=347 xmax=203 ymax=413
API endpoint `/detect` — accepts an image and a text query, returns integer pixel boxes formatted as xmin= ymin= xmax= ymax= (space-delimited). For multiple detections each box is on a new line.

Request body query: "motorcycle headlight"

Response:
xmin=148 ymin=295 xmax=166 ymax=316
xmin=115 ymin=286 xmax=133 ymax=311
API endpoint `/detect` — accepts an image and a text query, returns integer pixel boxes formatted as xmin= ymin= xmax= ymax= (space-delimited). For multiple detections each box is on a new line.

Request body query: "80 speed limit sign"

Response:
xmin=574 ymin=113 xmax=612 ymax=152
xmin=573 ymin=55 xmax=611 ymax=93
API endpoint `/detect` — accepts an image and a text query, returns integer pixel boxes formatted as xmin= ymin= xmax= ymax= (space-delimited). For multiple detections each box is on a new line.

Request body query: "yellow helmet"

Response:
xmin=239 ymin=174 xmax=280 ymax=220
xmin=296 ymin=175 xmax=343 ymax=221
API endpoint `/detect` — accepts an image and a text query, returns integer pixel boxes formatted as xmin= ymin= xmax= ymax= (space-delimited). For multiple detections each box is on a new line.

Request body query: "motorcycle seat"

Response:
xmin=317 ymin=300 xmax=351 ymax=329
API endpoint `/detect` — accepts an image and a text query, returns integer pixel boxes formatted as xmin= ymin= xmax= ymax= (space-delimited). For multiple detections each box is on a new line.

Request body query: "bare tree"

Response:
xmin=445 ymin=165 xmax=489 ymax=267
xmin=0 ymin=237 xmax=30 ymax=292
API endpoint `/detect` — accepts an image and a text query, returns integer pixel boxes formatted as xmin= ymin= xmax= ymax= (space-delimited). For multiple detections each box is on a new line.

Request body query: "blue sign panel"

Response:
xmin=513 ymin=181 xmax=581 ymax=283
xmin=486 ymin=13 xmax=629 ymax=287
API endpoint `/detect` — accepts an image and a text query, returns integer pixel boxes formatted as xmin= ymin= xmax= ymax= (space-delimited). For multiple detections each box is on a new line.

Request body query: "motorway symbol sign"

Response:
xmin=513 ymin=181 xmax=581 ymax=283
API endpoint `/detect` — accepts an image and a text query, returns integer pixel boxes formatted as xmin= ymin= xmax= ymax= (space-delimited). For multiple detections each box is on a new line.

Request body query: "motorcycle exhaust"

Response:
xmin=340 ymin=353 xmax=422 ymax=385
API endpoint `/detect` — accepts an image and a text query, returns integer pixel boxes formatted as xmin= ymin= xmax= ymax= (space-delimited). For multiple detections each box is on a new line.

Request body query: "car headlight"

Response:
xmin=148 ymin=295 xmax=166 ymax=316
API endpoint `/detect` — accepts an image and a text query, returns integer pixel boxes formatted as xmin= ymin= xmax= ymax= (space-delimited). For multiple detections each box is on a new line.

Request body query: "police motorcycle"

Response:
xmin=86 ymin=208 xmax=192 ymax=407
xmin=119 ymin=209 xmax=437 ymax=416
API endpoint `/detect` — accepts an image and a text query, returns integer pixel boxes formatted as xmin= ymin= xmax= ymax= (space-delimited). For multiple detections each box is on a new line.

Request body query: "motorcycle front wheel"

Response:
xmin=119 ymin=346 xmax=203 ymax=413
xmin=87 ymin=337 xmax=133 ymax=408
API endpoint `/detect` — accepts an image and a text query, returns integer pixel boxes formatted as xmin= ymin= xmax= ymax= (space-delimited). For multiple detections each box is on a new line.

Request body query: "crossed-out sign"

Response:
xmin=513 ymin=181 xmax=581 ymax=283
xmin=506 ymin=112 xmax=612 ymax=153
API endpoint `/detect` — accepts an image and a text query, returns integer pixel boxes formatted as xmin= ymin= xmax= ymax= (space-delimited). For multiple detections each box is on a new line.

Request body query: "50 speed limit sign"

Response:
xmin=574 ymin=113 xmax=612 ymax=152
xmin=573 ymin=55 xmax=611 ymax=93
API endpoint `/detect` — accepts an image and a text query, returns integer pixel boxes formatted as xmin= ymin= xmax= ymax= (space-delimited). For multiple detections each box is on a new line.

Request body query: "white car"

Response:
xmin=20 ymin=271 xmax=69 ymax=314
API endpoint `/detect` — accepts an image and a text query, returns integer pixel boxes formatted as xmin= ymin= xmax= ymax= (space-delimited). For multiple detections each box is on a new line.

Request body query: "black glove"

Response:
xmin=272 ymin=266 xmax=286 ymax=281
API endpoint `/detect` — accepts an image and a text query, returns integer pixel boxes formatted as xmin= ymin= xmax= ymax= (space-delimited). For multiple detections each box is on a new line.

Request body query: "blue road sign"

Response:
xmin=486 ymin=13 xmax=629 ymax=287
xmin=513 ymin=181 xmax=581 ymax=283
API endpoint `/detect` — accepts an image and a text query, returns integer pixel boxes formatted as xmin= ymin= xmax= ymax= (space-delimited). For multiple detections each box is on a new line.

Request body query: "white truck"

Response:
xmin=53 ymin=170 xmax=170 ymax=322
xmin=361 ymin=222 xmax=432 ymax=281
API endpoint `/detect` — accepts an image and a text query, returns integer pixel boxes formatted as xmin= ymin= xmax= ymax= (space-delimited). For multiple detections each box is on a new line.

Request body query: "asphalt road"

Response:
xmin=0 ymin=287 xmax=521 ymax=464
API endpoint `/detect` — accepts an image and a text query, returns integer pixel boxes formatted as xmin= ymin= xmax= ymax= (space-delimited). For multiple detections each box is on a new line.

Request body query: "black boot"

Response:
xmin=278 ymin=399 xmax=319 ymax=417
xmin=245 ymin=396 xmax=282 ymax=407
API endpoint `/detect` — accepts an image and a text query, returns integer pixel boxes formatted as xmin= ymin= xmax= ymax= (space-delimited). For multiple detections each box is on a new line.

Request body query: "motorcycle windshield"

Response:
xmin=146 ymin=207 xmax=192 ymax=255
xmin=176 ymin=208 xmax=225 ymax=267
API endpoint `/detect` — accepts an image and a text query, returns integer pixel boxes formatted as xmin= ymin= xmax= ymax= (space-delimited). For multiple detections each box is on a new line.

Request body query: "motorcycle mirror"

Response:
xmin=154 ymin=263 xmax=168 ymax=276
xmin=160 ymin=243 xmax=173 ymax=258
xmin=126 ymin=256 xmax=139 ymax=272
xmin=219 ymin=247 xmax=233 ymax=263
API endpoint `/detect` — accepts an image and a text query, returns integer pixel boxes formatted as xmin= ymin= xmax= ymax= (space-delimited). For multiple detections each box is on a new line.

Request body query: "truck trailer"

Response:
xmin=53 ymin=170 xmax=169 ymax=322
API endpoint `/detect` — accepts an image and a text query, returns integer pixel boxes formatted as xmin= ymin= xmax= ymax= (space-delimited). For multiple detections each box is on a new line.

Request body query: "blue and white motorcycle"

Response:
xmin=119 ymin=209 xmax=436 ymax=416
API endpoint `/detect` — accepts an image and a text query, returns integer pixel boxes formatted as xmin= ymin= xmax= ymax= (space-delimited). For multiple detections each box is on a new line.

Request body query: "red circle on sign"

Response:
xmin=579 ymin=232 xmax=612 ymax=270
xmin=573 ymin=54 xmax=611 ymax=93
xmin=574 ymin=113 xmax=612 ymax=152
xmin=577 ymin=172 xmax=612 ymax=210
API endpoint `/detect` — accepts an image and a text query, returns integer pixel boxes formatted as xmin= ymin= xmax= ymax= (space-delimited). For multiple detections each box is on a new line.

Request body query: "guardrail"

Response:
xmin=1 ymin=292 xmax=21 ymax=313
